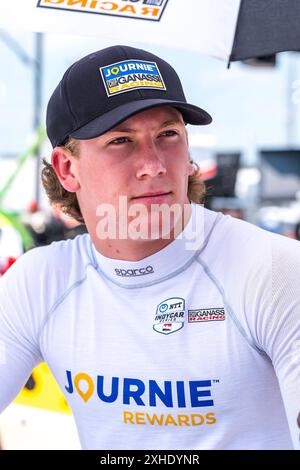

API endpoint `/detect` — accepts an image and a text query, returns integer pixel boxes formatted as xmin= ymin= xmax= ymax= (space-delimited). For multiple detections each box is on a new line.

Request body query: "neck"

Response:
xmin=89 ymin=203 xmax=192 ymax=261
xmin=92 ymin=234 xmax=177 ymax=261
xmin=89 ymin=203 xmax=217 ymax=289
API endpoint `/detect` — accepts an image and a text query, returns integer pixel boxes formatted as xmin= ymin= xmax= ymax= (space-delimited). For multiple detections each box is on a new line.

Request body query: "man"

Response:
xmin=0 ymin=45 xmax=299 ymax=450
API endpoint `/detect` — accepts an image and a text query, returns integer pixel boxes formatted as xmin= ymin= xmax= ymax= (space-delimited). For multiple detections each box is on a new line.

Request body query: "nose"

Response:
xmin=135 ymin=139 xmax=167 ymax=180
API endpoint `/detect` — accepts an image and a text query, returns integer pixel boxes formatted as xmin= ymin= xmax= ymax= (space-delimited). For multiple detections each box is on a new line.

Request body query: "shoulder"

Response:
xmin=0 ymin=233 xmax=93 ymax=309
xmin=202 ymin=210 xmax=300 ymax=354
xmin=208 ymin=208 xmax=272 ymax=244
xmin=0 ymin=234 xmax=94 ymax=336
xmin=225 ymin=212 xmax=300 ymax=262
xmin=202 ymin=209 xmax=300 ymax=290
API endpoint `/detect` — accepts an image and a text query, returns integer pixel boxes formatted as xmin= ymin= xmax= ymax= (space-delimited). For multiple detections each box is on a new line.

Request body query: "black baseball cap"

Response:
xmin=46 ymin=45 xmax=212 ymax=148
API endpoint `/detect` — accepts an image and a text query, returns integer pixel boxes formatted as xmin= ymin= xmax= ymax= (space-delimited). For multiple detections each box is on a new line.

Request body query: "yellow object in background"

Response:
xmin=14 ymin=363 xmax=71 ymax=414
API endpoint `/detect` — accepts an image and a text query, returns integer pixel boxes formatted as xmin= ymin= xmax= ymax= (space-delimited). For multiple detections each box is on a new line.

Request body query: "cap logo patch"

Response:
xmin=100 ymin=59 xmax=166 ymax=97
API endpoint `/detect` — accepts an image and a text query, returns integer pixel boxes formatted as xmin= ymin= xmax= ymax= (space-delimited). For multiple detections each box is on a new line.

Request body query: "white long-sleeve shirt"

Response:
xmin=0 ymin=203 xmax=299 ymax=449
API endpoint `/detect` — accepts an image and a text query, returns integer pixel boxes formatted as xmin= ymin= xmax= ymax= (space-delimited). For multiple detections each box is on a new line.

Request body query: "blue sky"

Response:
xmin=1 ymin=30 xmax=300 ymax=165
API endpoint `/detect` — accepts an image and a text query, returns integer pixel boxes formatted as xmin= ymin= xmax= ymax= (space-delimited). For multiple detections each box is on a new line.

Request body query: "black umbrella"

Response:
xmin=230 ymin=0 xmax=300 ymax=63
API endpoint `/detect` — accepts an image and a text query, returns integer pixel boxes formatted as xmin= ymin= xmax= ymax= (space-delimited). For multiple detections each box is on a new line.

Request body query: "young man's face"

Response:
xmin=54 ymin=106 xmax=194 ymax=243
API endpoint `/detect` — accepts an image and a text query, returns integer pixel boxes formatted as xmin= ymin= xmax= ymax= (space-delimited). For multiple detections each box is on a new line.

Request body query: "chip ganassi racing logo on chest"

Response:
xmin=188 ymin=308 xmax=226 ymax=323
xmin=153 ymin=297 xmax=186 ymax=335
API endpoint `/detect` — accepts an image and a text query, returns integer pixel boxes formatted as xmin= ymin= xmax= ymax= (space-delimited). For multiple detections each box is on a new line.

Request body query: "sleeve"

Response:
xmin=255 ymin=235 xmax=300 ymax=449
xmin=0 ymin=250 xmax=44 ymax=412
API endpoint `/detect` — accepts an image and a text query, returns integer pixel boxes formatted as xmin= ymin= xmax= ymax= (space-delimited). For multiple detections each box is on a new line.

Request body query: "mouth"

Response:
xmin=131 ymin=191 xmax=172 ymax=204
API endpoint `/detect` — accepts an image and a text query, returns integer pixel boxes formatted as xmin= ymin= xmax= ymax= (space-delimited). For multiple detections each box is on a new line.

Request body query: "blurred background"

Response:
xmin=0 ymin=27 xmax=300 ymax=449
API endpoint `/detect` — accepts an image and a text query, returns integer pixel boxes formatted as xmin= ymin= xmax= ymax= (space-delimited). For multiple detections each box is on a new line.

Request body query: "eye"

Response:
xmin=109 ymin=136 xmax=131 ymax=145
xmin=159 ymin=130 xmax=179 ymax=138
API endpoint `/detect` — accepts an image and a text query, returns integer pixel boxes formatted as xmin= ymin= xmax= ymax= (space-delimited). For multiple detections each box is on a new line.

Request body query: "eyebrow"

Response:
xmin=161 ymin=119 xmax=184 ymax=128
xmin=109 ymin=118 xmax=184 ymax=134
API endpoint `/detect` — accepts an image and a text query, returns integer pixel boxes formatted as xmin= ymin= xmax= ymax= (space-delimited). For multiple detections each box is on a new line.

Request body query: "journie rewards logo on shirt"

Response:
xmin=100 ymin=59 xmax=166 ymax=97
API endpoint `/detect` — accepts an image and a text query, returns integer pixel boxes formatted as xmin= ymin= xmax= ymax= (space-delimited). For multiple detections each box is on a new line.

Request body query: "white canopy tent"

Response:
xmin=0 ymin=0 xmax=241 ymax=61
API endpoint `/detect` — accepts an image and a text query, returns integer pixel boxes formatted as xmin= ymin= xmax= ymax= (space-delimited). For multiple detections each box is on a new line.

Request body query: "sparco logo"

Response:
xmin=115 ymin=265 xmax=154 ymax=277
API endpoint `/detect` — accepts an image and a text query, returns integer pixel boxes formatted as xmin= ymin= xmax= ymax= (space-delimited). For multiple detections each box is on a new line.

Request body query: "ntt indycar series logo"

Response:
xmin=153 ymin=297 xmax=186 ymax=335
xmin=100 ymin=59 xmax=166 ymax=96
xmin=115 ymin=265 xmax=154 ymax=277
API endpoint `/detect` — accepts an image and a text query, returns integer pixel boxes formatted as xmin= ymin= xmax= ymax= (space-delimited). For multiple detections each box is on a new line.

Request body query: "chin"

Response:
xmin=125 ymin=200 xmax=188 ymax=241
xmin=126 ymin=214 xmax=173 ymax=241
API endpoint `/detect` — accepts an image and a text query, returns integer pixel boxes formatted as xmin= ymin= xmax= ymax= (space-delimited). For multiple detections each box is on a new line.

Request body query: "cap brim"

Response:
xmin=70 ymin=99 xmax=212 ymax=141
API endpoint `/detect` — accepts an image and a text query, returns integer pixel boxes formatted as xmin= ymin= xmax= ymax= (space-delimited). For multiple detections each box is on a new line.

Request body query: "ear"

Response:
xmin=51 ymin=147 xmax=80 ymax=192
